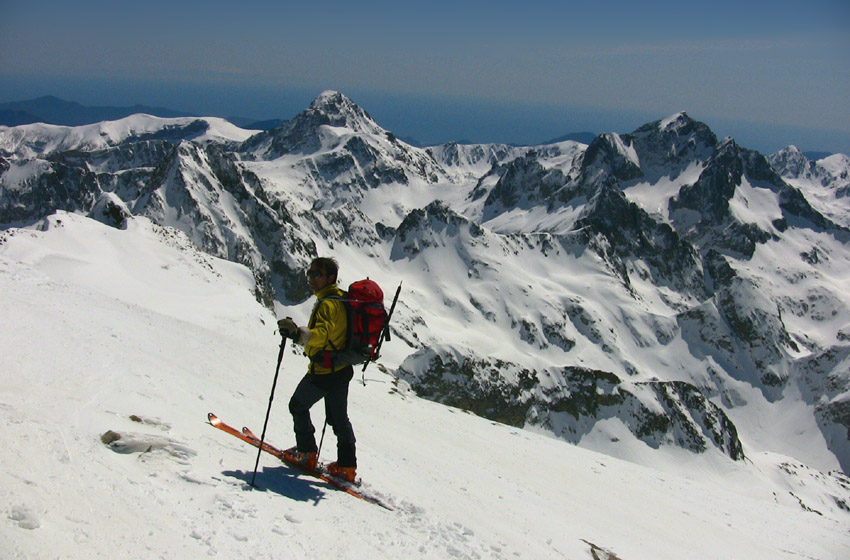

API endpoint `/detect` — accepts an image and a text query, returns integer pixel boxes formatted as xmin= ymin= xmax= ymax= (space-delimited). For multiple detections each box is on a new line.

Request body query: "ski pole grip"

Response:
xmin=278 ymin=316 xmax=295 ymax=340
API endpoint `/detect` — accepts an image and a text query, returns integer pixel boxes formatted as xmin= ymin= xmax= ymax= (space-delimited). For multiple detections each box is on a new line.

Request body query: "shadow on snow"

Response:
xmin=222 ymin=465 xmax=333 ymax=506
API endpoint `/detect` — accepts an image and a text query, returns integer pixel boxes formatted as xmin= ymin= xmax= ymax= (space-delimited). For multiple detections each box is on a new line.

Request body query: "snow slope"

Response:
xmin=2 ymin=212 xmax=849 ymax=560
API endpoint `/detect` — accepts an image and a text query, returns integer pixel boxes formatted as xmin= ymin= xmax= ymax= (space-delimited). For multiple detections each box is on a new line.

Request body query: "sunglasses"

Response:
xmin=307 ymin=269 xmax=325 ymax=279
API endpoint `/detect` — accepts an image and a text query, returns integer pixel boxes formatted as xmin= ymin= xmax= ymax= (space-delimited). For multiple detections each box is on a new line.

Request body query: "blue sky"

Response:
xmin=2 ymin=0 xmax=848 ymax=153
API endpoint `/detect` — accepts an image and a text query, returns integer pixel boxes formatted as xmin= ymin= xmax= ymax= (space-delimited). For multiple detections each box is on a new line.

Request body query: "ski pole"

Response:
xmin=250 ymin=330 xmax=288 ymax=488
xmin=317 ymin=419 xmax=329 ymax=461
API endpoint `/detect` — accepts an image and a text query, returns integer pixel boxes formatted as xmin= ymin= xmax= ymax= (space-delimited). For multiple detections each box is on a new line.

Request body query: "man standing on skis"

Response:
xmin=277 ymin=257 xmax=357 ymax=482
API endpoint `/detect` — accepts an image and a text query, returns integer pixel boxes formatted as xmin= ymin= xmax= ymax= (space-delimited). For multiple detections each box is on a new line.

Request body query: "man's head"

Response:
xmin=307 ymin=257 xmax=338 ymax=293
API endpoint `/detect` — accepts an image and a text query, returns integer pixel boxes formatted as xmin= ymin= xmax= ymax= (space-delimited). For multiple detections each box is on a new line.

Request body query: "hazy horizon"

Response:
xmin=2 ymin=80 xmax=847 ymax=156
xmin=2 ymin=0 xmax=848 ymax=154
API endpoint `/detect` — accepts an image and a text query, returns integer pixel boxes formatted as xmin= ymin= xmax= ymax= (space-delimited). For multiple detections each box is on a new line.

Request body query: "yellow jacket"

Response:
xmin=304 ymin=284 xmax=348 ymax=374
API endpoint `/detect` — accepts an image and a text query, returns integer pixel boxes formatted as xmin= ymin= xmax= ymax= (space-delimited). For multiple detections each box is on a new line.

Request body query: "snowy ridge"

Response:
xmin=0 ymin=114 xmax=257 ymax=159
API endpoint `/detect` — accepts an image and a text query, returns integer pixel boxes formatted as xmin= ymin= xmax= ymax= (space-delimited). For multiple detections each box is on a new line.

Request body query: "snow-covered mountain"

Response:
xmin=3 ymin=212 xmax=848 ymax=559
xmin=2 ymin=90 xmax=850 ymax=488
xmin=768 ymin=145 xmax=850 ymax=229
xmin=0 ymin=114 xmax=255 ymax=159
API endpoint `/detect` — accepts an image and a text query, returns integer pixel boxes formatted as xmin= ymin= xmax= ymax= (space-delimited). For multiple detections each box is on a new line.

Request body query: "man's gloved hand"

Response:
xmin=277 ymin=317 xmax=299 ymax=340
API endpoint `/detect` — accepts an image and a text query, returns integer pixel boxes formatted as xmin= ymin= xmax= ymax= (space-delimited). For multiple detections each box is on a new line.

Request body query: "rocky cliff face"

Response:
xmin=2 ymin=91 xmax=849 ymax=473
xmin=398 ymin=347 xmax=745 ymax=461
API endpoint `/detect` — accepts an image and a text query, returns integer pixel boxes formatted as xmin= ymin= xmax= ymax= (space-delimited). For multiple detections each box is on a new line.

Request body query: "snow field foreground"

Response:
xmin=1 ymin=213 xmax=849 ymax=560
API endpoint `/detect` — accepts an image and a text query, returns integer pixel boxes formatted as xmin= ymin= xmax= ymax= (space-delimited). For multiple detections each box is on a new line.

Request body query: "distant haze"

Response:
xmin=2 ymin=0 xmax=848 ymax=153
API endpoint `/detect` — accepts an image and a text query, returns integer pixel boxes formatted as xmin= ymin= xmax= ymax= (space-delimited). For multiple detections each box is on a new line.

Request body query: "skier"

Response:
xmin=277 ymin=257 xmax=357 ymax=483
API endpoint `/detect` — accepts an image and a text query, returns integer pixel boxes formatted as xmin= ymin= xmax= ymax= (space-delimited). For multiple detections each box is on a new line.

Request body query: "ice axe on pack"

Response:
xmin=360 ymin=281 xmax=401 ymax=385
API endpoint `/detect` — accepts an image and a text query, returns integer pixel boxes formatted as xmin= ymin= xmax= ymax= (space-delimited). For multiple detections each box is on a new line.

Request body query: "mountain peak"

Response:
xmin=778 ymin=145 xmax=803 ymax=155
xmin=305 ymin=90 xmax=383 ymax=135
xmin=631 ymin=111 xmax=714 ymax=148
xmin=240 ymin=90 xmax=388 ymax=158
xmin=768 ymin=145 xmax=816 ymax=181
xmin=312 ymin=89 xmax=347 ymax=105
xmin=658 ymin=111 xmax=694 ymax=132
xmin=625 ymin=112 xmax=717 ymax=176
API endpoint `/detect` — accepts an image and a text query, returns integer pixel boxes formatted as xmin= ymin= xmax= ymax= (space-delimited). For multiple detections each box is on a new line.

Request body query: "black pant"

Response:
xmin=288 ymin=365 xmax=357 ymax=467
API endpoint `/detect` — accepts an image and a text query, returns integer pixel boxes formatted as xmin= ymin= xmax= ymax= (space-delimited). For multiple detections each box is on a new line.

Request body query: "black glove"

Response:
xmin=277 ymin=317 xmax=299 ymax=340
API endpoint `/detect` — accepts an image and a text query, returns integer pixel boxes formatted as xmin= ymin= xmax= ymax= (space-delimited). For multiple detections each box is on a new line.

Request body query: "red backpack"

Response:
xmin=343 ymin=279 xmax=387 ymax=363
xmin=313 ymin=279 xmax=397 ymax=369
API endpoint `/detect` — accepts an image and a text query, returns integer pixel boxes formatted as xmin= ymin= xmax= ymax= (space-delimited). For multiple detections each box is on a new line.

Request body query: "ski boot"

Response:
xmin=282 ymin=447 xmax=318 ymax=470
xmin=327 ymin=462 xmax=357 ymax=483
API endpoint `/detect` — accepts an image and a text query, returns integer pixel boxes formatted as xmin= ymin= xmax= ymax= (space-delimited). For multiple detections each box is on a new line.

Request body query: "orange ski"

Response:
xmin=207 ymin=413 xmax=392 ymax=510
